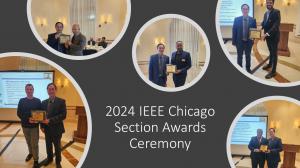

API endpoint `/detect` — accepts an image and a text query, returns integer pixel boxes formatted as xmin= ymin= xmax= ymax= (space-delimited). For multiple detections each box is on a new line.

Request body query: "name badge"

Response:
xmin=181 ymin=59 xmax=186 ymax=62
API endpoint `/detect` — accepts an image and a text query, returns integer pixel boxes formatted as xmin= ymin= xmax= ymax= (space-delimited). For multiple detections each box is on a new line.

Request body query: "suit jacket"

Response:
xmin=47 ymin=33 xmax=67 ymax=53
xmin=149 ymin=54 xmax=170 ymax=86
xmin=248 ymin=136 xmax=268 ymax=158
xmin=232 ymin=16 xmax=257 ymax=46
xmin=171 ymin=51 xmax=192 ymax=76
xmin=262 ymin=9 xmax=281 ymax=41
xmin=267 ymin=137 xmax=283 ymax=163
xmin=41 ymin=97 xmax=67 ymax=136
xmin=68 ymin=33 xmax=86 ymax=56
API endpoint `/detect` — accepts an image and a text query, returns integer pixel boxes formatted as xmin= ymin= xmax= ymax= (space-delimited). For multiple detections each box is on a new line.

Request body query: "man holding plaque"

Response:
xmin=266 ymin=128 xmax=282 ymax=168
xmin=232 ymin=4 xmax=257 ymax=73
xmin=41 ymin=83 xmax=67 ymax=168
xmin=46 ymin=22 xmax=67 ymax=54
xmin=65 ymin=24 xmax=87 ymax=56
xmin=149 ymin=43 xmax=170 ymax=87
xmin=248 ymin=129 xmax=268 ymax=168
xmin=261 ymin=0 xmax=281 ymax=79
xmin=17 ymin=84 xmax=41 ymax=168
xmin=171 ymin=41 xmax=192 ymax=87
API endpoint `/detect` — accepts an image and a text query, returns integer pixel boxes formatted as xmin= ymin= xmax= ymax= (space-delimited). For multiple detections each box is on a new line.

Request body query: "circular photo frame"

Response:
xmin=27 ymin=0 xmax=131 ymax=60
xmin=132 ymin=14 xmax=211 ymax=92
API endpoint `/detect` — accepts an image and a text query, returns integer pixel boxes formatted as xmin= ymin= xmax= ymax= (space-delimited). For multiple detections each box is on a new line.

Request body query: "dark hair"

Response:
xmin=102 ymin=37 xmax=106 ymax=40
xmin=47 ymin=83 xmax=57 ymax=90
xmin=269 ymin=128 xmax=276 ymax=133
xmin=25 ymin=83 xmax=34 ymax=89
xmin=241 ymin=4 xmax=250 ymax=10
xmin=157 ymin=43 xmax=165 ymax=49
xmin=55 ymin=22 xmax=64 ymax=27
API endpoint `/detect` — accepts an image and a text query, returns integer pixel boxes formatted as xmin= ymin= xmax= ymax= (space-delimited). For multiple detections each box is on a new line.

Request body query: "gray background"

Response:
xmin=0 ymin=0 xmax=299 ymax=167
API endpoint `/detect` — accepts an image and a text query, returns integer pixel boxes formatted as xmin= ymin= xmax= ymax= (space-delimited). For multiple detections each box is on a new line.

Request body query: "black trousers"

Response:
xmin=251 ymin=156 xmax=265 ymax=168
xmin=267 ymin=160 xmax=278 ymax=168
xmin=173 ymin=74 xmax=187 ymax=87
xmin=266 ymin=38 xmax=279 ymax=73
xmin=236 ymin=40 xmax=253 ymax=71
xmin=45 ymin=131 xmax=62 ymax=164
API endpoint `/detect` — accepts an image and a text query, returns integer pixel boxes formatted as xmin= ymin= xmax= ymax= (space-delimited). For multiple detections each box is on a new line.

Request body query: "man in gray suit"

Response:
xmin=65 ymin=24 xmax=86 ymax=56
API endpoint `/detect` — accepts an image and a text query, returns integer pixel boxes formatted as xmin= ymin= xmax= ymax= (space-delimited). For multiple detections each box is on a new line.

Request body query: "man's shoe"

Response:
xmin=262 ymin=64 xmax=272 ymax=70
xmin=25 ymin=154 xmax=33 ymax=162
xmin=33 ymin=161 xmax=39 ymax=168
xmin=246 ymin=69 xmax=252 ymax=74
xmin=265 ymin=72 xmax=277 ymax=79
xmin=44 ymin=158 xmax=53 ymax=166
xmin=56 ymin=163 xmax=62 ymax=168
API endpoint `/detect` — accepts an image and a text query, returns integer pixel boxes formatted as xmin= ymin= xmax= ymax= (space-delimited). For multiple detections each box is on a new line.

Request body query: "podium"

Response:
xmin=281 ymin=144 xmax=300 ymax=168
xmin=73 ymin=106 xmax=88 ymax=143
xmin=278 ymin=23 xmax=294 ymax=57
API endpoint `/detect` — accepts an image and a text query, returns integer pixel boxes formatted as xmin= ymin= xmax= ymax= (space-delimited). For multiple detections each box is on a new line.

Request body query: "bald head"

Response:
xmin=72 ymin=24 xmax=81 ymax=35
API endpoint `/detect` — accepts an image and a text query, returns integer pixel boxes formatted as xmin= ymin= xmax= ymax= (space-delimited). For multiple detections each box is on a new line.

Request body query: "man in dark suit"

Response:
xmin=41 ymin=83 xmax=66 ymax=168
xmin=149 ymin=43 xmax=170 ymax=87
xmin=261 ymin=0 xmax=281 ymax=79
xmin=46 ymin=22 xmax=67 ymax=54
xmin=65 ymin=24 xmax=87 ymax=56
xmin=266 ymin=128 xmax=283 ymax=168
xmin=232 ymin=4 xmax=257 ymax=73
xmin=98 ymin=37 xmax=108 ymax=49
xmin=171 ymin=41 xmax=192 ymax=87
xmin=248 ymin=129 xmax=268 ymax=168
xmin=87 ymin=37 xmax=96 ymax=46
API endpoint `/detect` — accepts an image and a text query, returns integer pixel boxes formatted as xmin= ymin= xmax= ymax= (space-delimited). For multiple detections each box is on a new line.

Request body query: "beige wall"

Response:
xmin=96 ymin=0 xmax=127 ymax=40
xmin=137 ymin=19 xmax=172 ymax=62
xmin=31 ymin=0 xmax=127 ymax=41
xmin=0 ymin=57 xmax=84 ymax=121
xmin=31 ymin=0 xmax=71 ymax=40
xmin=264 ymin=100 xmax=300 ymax=145
xmin=254 ymin=1 xmax=299 ymax=25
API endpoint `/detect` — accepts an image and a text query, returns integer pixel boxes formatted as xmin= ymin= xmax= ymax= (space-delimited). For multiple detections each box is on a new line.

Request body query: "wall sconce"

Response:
xmin=294 ymin=120 xmax=300 ymax=129
xmin=58 ymin=17 xmax=67 ymax=26
xmin=36 ymin=17 xmax=47 ymax=27
xmin=56 ymin=78 xmax=69 ymax=88
xmin=154 ymin=37 xmax=166 ymax=45
xmin=270 ymin=121 xmax=280 ymax=129
xmin=98 ymin=14 xmax=113 ymax=28
xmin=283 ymin=0 xmax=295 ymax=6
xmin=256 ymin=0 xmax=265 ymax=7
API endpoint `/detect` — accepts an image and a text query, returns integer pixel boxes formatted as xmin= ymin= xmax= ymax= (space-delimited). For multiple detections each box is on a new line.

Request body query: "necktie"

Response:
xmin=158 ymin=56 xmax=163 ymax=76
xmin=243 ymin=17 xmax=248 ymax=41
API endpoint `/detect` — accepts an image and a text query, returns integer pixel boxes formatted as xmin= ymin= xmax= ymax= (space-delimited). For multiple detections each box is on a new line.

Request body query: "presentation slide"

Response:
xmin=0 ymin=71 xmax=53 ymax=108
xmin=220 ymin=0 xmax=254 ymax=26
xmin=231 ymin=116 xmax=267 ymax=145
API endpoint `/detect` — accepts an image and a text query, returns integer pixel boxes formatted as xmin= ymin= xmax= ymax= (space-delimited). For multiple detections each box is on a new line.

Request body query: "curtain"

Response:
xmin=169 ymin=19 xmax=201 ymax=67
xmin=70 ymin=0 xmax=96 ymax=39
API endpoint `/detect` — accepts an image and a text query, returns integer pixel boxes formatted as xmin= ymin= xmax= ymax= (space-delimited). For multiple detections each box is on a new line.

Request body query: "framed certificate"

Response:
xmin=166 ymin=64 xmax=176 ymax=73
xmin=260 ymin=145 xmax=268 ymax=152
xmin=31 ymin=110 xmax=46 ymax=122
xmin=250 ymin=28 xmax=261 ymax=39
xmin=59 ymin=35 xmax=70 ymax=44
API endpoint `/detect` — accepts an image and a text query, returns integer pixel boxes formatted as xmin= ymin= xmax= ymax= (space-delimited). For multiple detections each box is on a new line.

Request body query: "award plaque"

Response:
xmin=31 ymin=110 xmax=46 ymax=122
xmin=260 ymin=145 xmax=268 ymax=152
xmin=250 ymin=28 xmax=261 ymax=39
xmin=166 ymin=64 xmax=176 ymax=73
xmin=59 ymin=35 xmax=71 ymax=44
